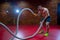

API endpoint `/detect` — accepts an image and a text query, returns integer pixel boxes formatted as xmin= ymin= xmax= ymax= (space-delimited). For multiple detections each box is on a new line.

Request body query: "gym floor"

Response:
xmin=0 ymin=25 xmax=60 ymax=40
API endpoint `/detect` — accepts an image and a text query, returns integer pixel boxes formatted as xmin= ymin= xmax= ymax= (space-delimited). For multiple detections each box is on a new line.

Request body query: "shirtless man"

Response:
xmin=33 ymin=5 xmax=51 ymax=36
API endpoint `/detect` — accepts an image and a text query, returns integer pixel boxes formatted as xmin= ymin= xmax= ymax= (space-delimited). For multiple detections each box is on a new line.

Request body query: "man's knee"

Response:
xmin=46 ymin=22 xmax=50 ymax=26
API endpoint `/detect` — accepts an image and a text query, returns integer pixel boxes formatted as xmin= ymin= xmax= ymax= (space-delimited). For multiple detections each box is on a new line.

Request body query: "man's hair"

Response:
xmin=38 ymin=5 xmax=42 ymax=6
xmin=38 ymin=5 xmax=44 ymax=7
xmin=38 ymin=5 xmax=42 ymax=7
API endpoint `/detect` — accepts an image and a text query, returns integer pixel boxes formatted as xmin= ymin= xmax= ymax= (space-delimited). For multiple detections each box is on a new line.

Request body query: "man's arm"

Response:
xmin=33 ymin=13 xmax=38 ymax=16
xmin=42 ymin=11 xmax=48 ymax=23
xmin=38 ymin=11 xmax=41 ymax=16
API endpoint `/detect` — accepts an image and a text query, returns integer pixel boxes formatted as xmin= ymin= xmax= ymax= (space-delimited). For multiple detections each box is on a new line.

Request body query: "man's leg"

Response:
xmin=44 ymin=22 xmax=50 ymax=36
xmin=46 ymin=22 xmax=50 ymax=33
xmin=39 ymin=22 xmax=44 ymax=34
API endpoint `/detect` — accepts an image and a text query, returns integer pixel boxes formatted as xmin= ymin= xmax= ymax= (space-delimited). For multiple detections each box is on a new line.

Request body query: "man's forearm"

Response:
xmin=33 ymin=13 xmax=38 ymax=16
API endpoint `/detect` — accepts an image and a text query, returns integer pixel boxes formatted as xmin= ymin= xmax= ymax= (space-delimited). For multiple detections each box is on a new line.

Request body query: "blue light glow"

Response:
xmin=16 ymin=9 xmax=20 ymax=13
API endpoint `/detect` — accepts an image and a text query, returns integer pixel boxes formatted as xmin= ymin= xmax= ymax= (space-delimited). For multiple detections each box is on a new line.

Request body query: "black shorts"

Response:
xmin=41 ymin=16 xmax=51 ymax=22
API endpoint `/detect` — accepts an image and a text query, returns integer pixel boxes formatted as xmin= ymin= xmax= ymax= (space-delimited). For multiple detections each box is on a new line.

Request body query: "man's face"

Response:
xmin=38 ymin=6 xmax=42 ymax=10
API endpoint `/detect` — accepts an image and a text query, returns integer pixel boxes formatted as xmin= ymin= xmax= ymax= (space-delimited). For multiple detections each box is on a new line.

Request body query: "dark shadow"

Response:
xmin=57 ymin=3 xmax=60 ymax=25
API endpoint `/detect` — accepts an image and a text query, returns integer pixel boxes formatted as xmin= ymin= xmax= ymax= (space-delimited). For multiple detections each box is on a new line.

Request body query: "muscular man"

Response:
xmin=34 ymin=5 xmax=51 ymax=36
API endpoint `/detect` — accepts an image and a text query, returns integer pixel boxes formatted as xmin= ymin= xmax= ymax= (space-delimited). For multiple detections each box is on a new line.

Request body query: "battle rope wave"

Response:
xmin=0 ymin=8 xmax=43 ymax=40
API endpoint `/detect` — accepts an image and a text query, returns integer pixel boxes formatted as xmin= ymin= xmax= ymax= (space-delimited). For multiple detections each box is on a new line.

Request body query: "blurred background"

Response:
xmin=0 ymin=0 xmax=60 ymax=25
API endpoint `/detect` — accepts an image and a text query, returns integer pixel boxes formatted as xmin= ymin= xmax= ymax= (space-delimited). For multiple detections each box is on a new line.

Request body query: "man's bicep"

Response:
xmin=44 ymin=11 xmax=48 ymax=16
xmin=38 ymin=11 xmax=41 ymax=15
xmin=38 ymin=11 xmax=40 ymax=13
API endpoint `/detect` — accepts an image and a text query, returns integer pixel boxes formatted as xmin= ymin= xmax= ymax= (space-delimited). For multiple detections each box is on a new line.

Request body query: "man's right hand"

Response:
xmin=40 ymin=21 xmax=43 ymax=25
xmin=34 ymin=13 xmax=37 ymax=16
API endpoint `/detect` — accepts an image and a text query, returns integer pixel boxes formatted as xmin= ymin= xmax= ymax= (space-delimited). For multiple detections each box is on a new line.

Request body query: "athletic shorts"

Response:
xmin=41 ymin=16 xmax=51 ymax=22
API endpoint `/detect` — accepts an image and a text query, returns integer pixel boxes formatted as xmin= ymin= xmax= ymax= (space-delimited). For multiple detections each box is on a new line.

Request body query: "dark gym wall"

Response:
xmin=57 ymin=3 xmax=60 ymax=25
xmin=0 ymin=0 xmax=58 ymax=25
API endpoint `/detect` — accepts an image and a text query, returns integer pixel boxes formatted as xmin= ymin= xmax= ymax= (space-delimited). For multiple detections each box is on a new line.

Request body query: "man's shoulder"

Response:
xmin=44 ymin=8 xmax=48 ymax=11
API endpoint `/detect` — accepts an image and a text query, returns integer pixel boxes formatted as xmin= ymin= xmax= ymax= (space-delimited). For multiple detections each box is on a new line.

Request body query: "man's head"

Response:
xmin=38 ymin=5 xmax=43 ymax=10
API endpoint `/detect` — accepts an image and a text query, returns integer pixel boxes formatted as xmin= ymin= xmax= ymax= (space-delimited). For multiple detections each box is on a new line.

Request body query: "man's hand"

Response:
xmin=34 ymin=13 xmax=37 ymax=16
xmin=40 ymin=20 xmax=44 ymax=25
xmin=40 ymin=22 xmax=43 ymax=25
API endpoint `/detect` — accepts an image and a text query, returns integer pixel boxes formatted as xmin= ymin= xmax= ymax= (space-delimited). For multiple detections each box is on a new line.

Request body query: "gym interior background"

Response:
xmin=0 ymin=0 xmax=60 ymax=25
